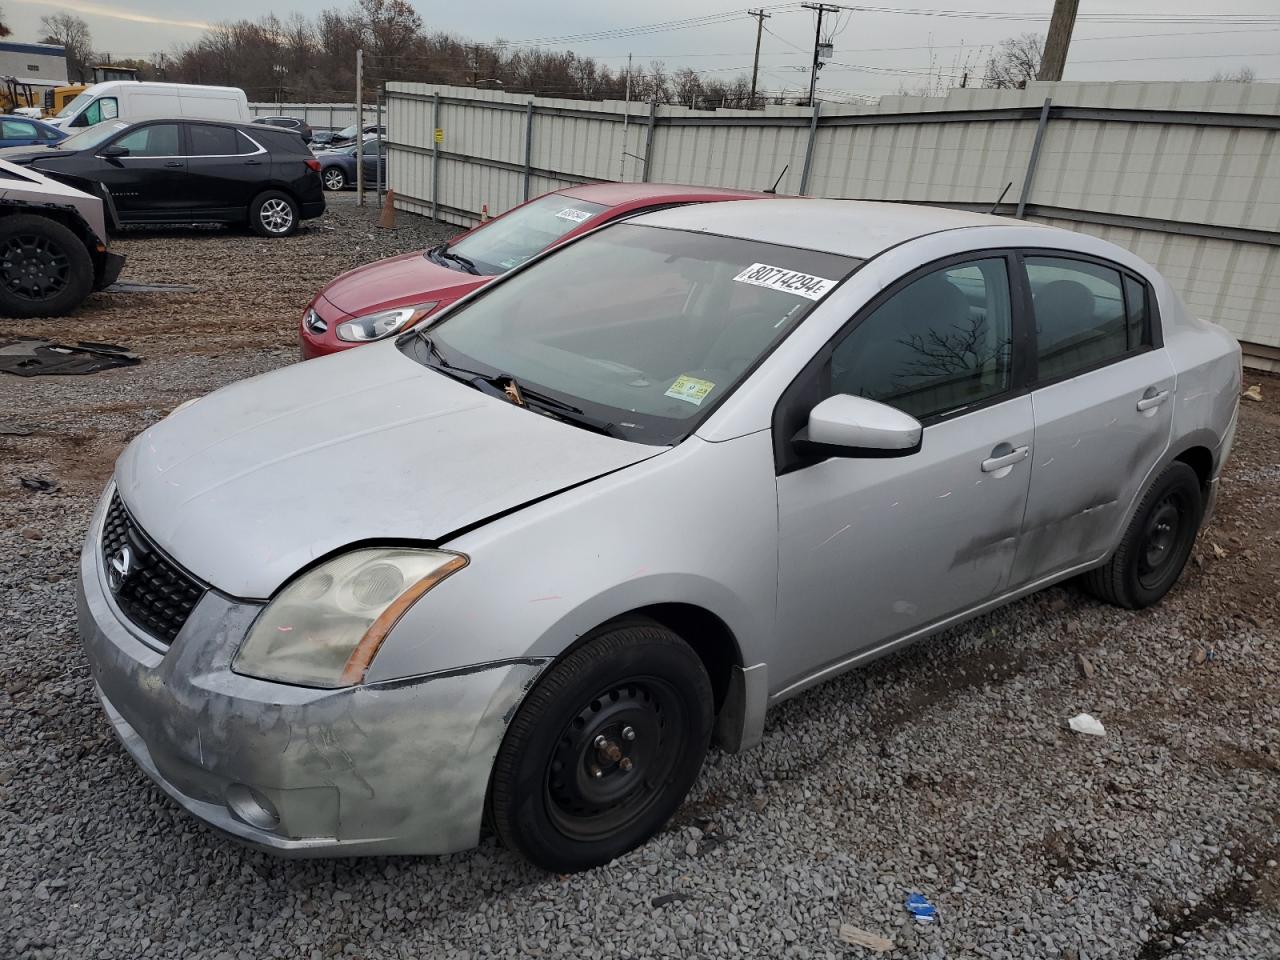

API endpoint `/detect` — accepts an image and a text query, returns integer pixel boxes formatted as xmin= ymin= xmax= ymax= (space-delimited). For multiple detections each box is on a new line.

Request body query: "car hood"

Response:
xmin=320 ymin=250 xmax=488 ymax=316
xmin=114 ymin=342 xmax=663 ymax=598
xmin=0 ymin=145 xmax=65 ymax=165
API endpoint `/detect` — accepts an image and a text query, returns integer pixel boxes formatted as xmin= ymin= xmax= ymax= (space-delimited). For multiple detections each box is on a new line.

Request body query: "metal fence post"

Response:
xmin=431 ymin=91 xmax=441 ymax=222
xmin=799 ymin=100 xmax=822 ymax=196
xmin=642 ymin=99 xmax=657 ymax=182
xmin=524 ymin=101 xmax=534 ymax=201
xmin=376 ymin=94 xmax=384 ymax=206
xmin=1017 ymin=97 xmax=1053 ymax=218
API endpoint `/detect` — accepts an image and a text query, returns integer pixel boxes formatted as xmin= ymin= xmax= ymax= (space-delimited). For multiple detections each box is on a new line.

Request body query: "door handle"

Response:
xmin=244 ymin=159 xmax=262 ymax=165
xmin=163 ymin=160 xmax=182 ymax=167
xmin=981 ymin=445 xmax=1030 ymax=473
xmin=1137 ymin=388 xmax=1170 ymax=412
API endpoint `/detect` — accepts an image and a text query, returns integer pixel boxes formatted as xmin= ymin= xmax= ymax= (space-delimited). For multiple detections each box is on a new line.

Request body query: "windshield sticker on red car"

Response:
xmin=664 ymin=374 xmax=716 ymax=406
xmin=555 ymin=207 xmax=594 ymax=223
xmin=733 ymin=263 xmax=836 ymax=301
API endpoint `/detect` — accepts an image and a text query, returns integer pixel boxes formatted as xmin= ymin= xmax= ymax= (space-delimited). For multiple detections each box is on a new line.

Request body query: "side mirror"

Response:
xmin=99 ymin=144 xmax=128 ymax=158
xmin=794 ymin=394 xmax=922 ymax=459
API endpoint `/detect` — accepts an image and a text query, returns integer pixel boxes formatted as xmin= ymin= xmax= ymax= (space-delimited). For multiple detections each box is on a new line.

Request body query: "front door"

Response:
xmin=93 ymin=122 xmax=187 ymax=221
xmin=774 ymin=254 xmax=1033 ymax=695
xmin=1012 ymin=254 xmax=1176 ymax=584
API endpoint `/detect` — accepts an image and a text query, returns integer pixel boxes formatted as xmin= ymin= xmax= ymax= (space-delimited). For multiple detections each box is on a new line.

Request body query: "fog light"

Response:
xmin=225 ymin=783 xmax=281 ymax=830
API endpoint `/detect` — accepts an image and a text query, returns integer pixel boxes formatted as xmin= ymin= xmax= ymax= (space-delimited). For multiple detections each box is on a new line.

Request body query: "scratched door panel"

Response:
xmin=1013 ymin=349 xmax=1176 ymax=585
xmin=773 ymin=395 xmax=1033 ymax=695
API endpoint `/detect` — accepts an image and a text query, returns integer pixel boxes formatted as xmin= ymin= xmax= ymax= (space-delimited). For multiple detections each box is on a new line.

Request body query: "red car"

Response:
xmin=299 ymin=182 xmax=771 ymax=359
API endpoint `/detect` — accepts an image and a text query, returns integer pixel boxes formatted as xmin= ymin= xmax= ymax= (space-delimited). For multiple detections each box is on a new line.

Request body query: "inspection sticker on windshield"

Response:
xmin=665 ymin=375 xmax=716 ymax=406
xmin=733 ymin=263 xmax=836 ymax=301
xmin=555 ymin=207 xmax=593 ymax=223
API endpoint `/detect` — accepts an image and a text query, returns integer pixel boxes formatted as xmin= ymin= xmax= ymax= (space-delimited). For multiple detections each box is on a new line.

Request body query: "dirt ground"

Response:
xmin=1 ymin=196 xmax=1278 ymax=959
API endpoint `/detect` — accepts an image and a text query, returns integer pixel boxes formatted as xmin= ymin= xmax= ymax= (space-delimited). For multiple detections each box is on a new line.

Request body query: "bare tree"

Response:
xmin=40 ymin=12 xmax=93 ymax=82
xmin=983 ymin=33 xmax=1044 ymax=89
xmin=1210 ymin=66 xmax=1256 ymax=83
xmin=0 ymin=5 xmax=10 ymax=38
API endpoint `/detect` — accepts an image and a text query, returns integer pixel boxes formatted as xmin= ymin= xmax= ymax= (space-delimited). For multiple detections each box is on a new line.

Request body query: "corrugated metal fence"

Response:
xmin=382 ymin=80 xmax=1280 ymax=368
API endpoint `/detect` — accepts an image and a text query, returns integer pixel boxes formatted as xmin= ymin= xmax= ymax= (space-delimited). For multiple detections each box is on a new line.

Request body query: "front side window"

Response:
xmin=82 ymin=96 xmax=119 ymax=127
xmin=413 ymin=224 xmax=859 ymax=444
xmin=446 ymin=194 xmax=610 ymax=275
xmin=828 ymin=258 xmax=1013 ymax=420
xmin=1 ymin=119 xmax=37 ymax=140
xmin=112 ymin=123 xmax=180 ymax=157
xmin=1027 ymin=256 xmax=1129 ymax=381
xmin=187 ymin=123 xmax=240 ymax=156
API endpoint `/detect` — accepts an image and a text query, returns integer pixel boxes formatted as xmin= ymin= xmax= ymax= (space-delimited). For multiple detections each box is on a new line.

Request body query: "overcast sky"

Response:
xmin=6 ymin=0 xmax=1280 ymax=98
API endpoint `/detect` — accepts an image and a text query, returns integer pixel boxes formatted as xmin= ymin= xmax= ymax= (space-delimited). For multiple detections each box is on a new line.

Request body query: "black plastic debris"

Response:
xmin=0 ymin=338 xmax=141 ymax=377
xmin=19 ymin=477 xmax=58 ymax=494
xmin=104 ymin=281 xmax=200 ymax=294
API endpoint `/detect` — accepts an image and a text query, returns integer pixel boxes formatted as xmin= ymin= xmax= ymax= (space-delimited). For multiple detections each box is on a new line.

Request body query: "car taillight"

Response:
xmin=305 ymin=158 xmax=321 ymax=172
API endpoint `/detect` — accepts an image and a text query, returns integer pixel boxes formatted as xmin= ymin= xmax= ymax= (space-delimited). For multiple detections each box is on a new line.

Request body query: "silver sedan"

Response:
xmin=77 ymin=199 xmax=1240 ymax=872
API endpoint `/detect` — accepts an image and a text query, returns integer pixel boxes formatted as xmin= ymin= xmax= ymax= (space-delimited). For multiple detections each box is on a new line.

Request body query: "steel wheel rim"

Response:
xmin=544 ymin=677 xmax=685 ymax=842
xmin=259 ymin=198 xmax=294 ymax=233
xmin=1137 ymin=492 xmax=1187 ymax=589
xmin=323 ymin=169 xmax=344 ymax=190
xmin=0 ymin=233 xmax=70 ymax=301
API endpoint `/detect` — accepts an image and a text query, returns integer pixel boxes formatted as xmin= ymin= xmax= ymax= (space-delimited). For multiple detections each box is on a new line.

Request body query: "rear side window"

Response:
xmin=1123 ymin=275 xmax=1151 ymax=350
xmin=829 ymin=257 xmax=1013 ymax=420
xmin=187 ymin=124 xmax=240 ymax=156
xmin=1026 ymin=256 xmax=1129 ymax=381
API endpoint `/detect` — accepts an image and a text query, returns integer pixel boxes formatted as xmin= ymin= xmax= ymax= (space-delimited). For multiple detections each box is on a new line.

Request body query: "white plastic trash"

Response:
xmin=1067 ymin=713 xmax=1106 ymax=737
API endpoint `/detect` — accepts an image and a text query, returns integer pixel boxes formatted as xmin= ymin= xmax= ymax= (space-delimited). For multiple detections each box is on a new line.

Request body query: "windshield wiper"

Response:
xmin=417 ymin=333 xmax=625 ymax=438
xmin=427 ymin=244 xmax=480 ymax=275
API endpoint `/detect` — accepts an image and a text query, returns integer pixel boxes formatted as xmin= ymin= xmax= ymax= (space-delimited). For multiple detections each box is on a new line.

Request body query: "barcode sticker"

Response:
xmin=733 ymin=263 xmax=836 ymax=301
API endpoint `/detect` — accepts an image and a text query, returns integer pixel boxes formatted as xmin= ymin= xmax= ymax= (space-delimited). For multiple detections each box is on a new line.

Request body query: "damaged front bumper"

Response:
xmin=76 ymin=493 xmax=546 ymax=857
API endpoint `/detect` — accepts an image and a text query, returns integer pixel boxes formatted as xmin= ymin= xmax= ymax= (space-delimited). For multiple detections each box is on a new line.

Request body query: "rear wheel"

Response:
xmin=490 ymin=620 xmax=713 ymax=873
xmin=1082 ymin=461 xmax=1203 ymax=608
xmin=0 ymin=214 xmax=93 ymax=318
xmin=321 ymin=167 xmax=346 ymax=191
xmin=249 ymin=190 xmax=299 ymax=238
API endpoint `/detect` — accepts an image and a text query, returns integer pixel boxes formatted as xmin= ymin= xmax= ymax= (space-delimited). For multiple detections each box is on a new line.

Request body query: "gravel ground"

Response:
xmin=1 ymin=196 xmax=1278 ymax=959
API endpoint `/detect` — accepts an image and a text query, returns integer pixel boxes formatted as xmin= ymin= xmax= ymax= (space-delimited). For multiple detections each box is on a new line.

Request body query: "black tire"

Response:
xmin=0 ymin=214 xmax=93 ymax=318
xmin=321 ymin=166 xmax=346 ymax=192
xmin=1082 ymin=461 xmax=1203 ymax=609
xmin=248 ymin=190 xmax=300 ymax=238
xmin=490 ymin=620 xmax=714 ymax=873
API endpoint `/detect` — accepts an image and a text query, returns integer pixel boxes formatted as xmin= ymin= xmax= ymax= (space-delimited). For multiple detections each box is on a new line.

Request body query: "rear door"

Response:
xmin=182 ymin=122 xmax=266 ymax=216
xmin=93 ymin=121 xmax=186 ymax=220
xmin=1011 ymin=252 xmax=1175 ymax=584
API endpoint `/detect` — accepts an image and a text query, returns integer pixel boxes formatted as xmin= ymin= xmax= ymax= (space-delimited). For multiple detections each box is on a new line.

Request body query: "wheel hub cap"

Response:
xmin=1 ymin=234 xmax=69 ymax=300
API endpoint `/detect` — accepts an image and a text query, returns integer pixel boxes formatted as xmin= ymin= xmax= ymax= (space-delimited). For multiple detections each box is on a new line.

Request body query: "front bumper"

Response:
xmin=76 ymin=490 xmax=545 ymax=856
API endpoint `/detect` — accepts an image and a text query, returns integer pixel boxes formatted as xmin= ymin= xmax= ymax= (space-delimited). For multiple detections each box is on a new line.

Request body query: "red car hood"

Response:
xmin=321 ymin=250 xmax=488 ymax=315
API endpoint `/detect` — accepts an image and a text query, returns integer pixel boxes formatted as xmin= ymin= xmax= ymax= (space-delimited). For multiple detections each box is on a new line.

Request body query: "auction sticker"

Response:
xmin=555 ymin=207 xmax=593 ymax=223
xmin=733 ymin=263 xmax=836 ymax=301
xmin=665 ymin=374 xmax=716 ymax=406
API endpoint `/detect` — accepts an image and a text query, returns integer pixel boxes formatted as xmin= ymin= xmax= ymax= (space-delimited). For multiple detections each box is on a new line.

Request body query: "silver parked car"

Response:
xmin=78 ymin=200 xmax=1240 ymax=872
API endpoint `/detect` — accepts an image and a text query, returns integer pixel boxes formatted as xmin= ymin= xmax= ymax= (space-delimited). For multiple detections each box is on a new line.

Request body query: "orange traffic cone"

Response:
xmin=379 ymin=190 xmax=396 ymax=229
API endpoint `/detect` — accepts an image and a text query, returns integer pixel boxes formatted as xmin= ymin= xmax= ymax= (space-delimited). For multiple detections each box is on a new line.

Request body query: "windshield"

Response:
xmin=58 ymin=120 xmax=131 ymax=151
xmin=409 ymin=223 xmax=859 ymax=445
xmin=447 ymin=194 xmax=609 ymax=275
xmin=55 ymin=90 xmax=93 ymax=119
xmin=336 ymin=123 xmax=358 ymax=139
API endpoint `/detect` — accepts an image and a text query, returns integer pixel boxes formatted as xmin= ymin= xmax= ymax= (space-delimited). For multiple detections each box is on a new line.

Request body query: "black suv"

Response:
xmin=0 ymin=118 xmax=325 ymax=237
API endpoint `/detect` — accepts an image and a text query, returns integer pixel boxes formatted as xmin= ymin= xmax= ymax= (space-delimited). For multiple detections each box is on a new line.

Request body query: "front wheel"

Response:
xmin=249 ymin=190 xmax=300 ymax=238
xmin=1082 ymin=461 xmax=1203 ymax=609
xmin=0 ymin=214 xmax=93 ymax=318
xmin=321 ymin=167 xmax=346 ymax=191
xmin=490 ymin=620 xmax=713 ymax=873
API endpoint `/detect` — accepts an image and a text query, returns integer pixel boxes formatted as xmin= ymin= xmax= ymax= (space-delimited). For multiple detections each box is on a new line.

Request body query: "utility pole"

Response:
xmin=1037 ymin=0 xmax=1079 ymax=82
xmin=748 ymin=8 xmax=771 ymax=109
xmin=620 ymin=52 xmax=632 ymax=181
xmin=801 ymin=3 xmax=840 ymax=106
xmin=355 ymin=48 xmax=364 ymax=207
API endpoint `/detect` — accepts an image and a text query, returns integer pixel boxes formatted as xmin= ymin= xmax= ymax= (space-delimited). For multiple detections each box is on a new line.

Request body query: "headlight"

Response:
xmin=233 ymin=548 xmax=466 ymax=688
xmin=335 ymin=302 xmax=439 ymax=342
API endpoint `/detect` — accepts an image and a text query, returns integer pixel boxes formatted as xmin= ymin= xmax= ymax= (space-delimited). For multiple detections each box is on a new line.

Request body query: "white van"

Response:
xmin=50 ymin=82 xmax=250 ymax=129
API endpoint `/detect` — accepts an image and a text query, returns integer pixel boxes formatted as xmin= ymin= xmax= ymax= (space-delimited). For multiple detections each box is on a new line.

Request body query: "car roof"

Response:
xmin=627 ymin=197 xmax=1053 ymax=259
xmin=83 ymin=115 xmax=268 ymax=133
xmin=557 ymin=181 xmax=771 ymax=207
